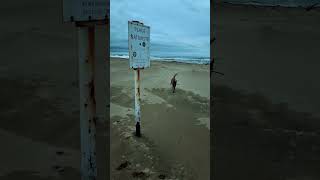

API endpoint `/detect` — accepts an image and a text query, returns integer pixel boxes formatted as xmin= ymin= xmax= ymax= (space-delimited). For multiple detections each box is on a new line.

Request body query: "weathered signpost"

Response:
xmin=128 ymin=21 xmax=150 ymax=137
xmin=63 ymin=1 xmax=108 ymax=180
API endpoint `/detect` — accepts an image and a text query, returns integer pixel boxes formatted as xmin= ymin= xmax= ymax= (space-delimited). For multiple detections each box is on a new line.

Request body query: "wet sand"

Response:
xmin=212 ymin=2 xmax=320 ymax=180
xmin=110 ymin=58 xmax=210 ymax=179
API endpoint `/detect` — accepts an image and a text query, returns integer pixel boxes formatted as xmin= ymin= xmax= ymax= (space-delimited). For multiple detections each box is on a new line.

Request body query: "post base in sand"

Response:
xmin=135 ymin=122 xmax=141 ymax=137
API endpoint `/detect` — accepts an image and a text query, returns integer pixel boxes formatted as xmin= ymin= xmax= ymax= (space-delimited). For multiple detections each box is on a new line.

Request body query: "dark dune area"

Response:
xmin=212 ymin=84 xmax=320 ymax=180
xmin=0 ymin=0 xmax=108 ymax=179
xmin=212 ymin=2 xmax=320 ymax=180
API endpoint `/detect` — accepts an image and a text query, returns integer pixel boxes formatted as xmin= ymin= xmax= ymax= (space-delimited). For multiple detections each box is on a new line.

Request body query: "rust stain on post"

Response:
xmin=88 ymin=27 xmax=97 ymax=114
xmin=89 ymin=79 xmax=97 ymax=112
xmin=87 ymin=26 xmax=97 ymax=176
xmin=88 ymin=26 xmax=95 ymax=64
xmin=137 ymin=69 xmax=140 ymax=96
xmin=79 ymin=26 xmax=97 ymax=180
xmin=134 ymin=68 xmax=141 ymax=136
xmin=93 ymin=117 xmax=97 ymax=125
xmin=134 ymin=70 xmax=141 ymax=116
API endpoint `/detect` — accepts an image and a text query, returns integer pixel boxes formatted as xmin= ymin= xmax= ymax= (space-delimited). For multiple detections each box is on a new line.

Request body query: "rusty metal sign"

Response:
xmin=63 ymin=0 xmax=109 ymax=22
xmin=128 ymin=21 xmax=150 ymax=69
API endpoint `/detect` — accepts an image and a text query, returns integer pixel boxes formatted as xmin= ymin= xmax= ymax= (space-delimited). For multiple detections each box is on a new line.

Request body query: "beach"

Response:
xmin=110 ymin=58 xmax=210 ymax=179
xmin=212 ymin=2 xmax=320 ymax=180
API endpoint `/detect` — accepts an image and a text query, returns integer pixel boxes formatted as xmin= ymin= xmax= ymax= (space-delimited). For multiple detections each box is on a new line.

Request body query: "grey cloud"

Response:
xmin=111 ymin=0 xmax=209 ymax=57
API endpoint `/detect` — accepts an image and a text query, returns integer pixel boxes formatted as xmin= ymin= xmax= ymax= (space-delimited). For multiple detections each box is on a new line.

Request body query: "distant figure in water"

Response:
xmin=170 ymin=73 xmax=178 ymax=93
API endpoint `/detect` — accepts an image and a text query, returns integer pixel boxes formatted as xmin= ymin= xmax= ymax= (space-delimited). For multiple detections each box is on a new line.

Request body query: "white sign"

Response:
xmin=128 ymin=21 xmax=150 ymax=69
xmin=63 ymin=0 xmax=109 ymax=22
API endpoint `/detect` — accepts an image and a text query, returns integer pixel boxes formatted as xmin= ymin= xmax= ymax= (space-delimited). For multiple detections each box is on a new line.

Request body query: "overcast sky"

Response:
xmin=110 ymin=0 xmax=210 ymax=57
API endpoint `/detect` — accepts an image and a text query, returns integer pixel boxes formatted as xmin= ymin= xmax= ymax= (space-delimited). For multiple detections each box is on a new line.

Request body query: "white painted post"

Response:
xmin=78 ymin=26 xmax=97 ymax=180
xmin=134 ymin=68 xmax=141 ymax=137
xmin=63 ymin=0 xmax=108 ymax=179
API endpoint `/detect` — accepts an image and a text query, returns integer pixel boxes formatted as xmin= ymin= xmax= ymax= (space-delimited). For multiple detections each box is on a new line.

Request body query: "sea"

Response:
xmin=219 ymin=0 xmax=320 ymax=7
xmin=110 ymin=51 xmax=210 ymax=65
